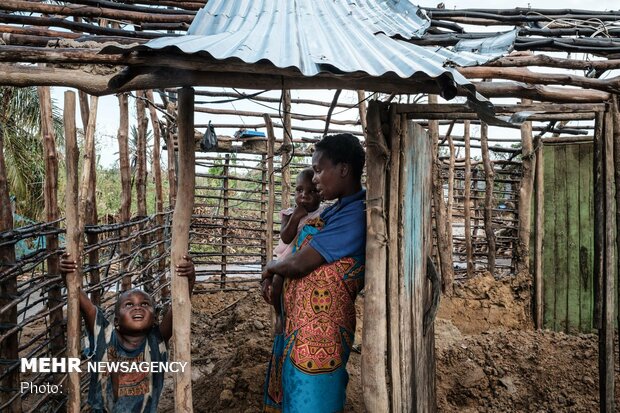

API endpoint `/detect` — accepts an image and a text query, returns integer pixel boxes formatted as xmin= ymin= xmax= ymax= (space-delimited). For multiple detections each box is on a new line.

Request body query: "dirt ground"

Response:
xmin=158 ymin=274 xmax=620 ymax=412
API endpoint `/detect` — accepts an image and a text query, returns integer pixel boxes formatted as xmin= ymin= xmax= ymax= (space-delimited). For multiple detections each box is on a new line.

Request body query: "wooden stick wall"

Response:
xmin=0 ymin=82 xmax=616 ymax=412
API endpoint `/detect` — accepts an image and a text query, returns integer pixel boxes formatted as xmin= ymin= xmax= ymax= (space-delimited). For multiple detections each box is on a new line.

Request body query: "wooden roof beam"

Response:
xmin=0 ymin=64 xmax=611 ymax=103
xmin=487 ymin=52 xmax=620 ymax=71
xmin=1 ymin=0 xmax=194 ymax=24
xmin=457 ymin=66 xmax=620 ymax=94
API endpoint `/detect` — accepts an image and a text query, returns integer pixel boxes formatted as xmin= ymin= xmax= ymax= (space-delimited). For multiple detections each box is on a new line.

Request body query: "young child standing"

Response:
xmin=59 ymin=253 xmax=195 ymax=413
xmin=268 ymin=168 xmax=323 ymax=332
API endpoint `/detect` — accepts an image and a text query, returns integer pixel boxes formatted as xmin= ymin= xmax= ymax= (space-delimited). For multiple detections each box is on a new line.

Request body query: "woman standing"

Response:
xmin=262 ymin=133 xmax=366 ymax=412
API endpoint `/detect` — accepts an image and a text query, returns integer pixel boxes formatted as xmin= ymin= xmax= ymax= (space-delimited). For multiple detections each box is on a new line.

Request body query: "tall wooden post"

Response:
xmin=146 ymin=90 xmax=169 ymax=299
xmin=517 ymin=99 xmax=534 ymax=273
xmin=0 ymin=91 xmax=20 ymax=413
xmin=599 ymin=107 xmax=616 ymax=413
xmin=281 ymin=90 xmax=292 ymax=209
xmin=446 ymin=124 xmax=456 ymax=271
xmin=38 ymin=86 xmax=65 ymax=355
xmin=387 ymin=105 xmax=402 ymax=411
xmin=166 ymin=101 xmax=178 ymax=206
xmin=593 ymin=112 xmax=604 ymax=329
xmin=533 ymin=136 xmax=545 ymax=329
xmin=136 ymin=91 xmax=148 ymax=219
xmin=357 ymin=90 xmax=368 ymax=141
xmin=429 ymin=95 xmax=453 ymax=293
xmin=613 ymin=96 xmax=620 ymax=352
xmin=221 ymin=155 xmax=230 ymax=287
xmin=463 ymin=120 xmax=474 ymax=277
xmin=260 ymin=155 xmax=267 ymax=267
xmin=172 ymin=87 xmax=195 ymax=413
xmin=363 ymin=100 xmax=389 ymax=411
xmin=64 ymin=90 xmax=82 ymax=413
xmin=263 ymin=114 xmax=276 ymax=262
xmin=117 ymin=93 xmax=132 ymax=291
xmin=136 ymin=91 xmax=150 ymax=288
xmin=480 ymin=122 xmax=496 ymax=274
xmin=78 ymin=91 xmax=100 ymax=305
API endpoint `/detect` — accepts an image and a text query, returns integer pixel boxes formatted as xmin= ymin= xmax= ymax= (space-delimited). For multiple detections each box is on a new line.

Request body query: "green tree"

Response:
xmin=0 ymin=87 xmax=63 ymax=220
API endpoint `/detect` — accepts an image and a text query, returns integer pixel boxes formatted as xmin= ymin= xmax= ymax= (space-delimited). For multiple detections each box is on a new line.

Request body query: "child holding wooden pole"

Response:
xmin=59 ymin=253 xmax=195 ymax=413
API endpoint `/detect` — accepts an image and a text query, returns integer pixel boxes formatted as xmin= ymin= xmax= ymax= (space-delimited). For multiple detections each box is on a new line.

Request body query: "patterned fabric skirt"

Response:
xmin=264 ymin=225 xmax=364 ymax=412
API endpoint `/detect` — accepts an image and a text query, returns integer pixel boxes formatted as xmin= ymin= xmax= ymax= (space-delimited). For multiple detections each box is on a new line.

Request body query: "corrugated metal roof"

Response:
xmin=102 ymin=0 xmax=479 ymax=98
xmin=188 ymin=0 xmax=431 ymax=40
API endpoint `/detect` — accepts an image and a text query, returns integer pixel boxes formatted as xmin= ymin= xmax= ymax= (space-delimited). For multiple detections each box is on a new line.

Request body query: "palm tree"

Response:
xmin=0 ymin=87 xmax=64 ymax=221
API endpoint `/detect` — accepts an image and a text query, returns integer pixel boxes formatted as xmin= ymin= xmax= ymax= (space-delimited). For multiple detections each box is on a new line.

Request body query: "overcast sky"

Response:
xmin=428 ymin=0 xmax=618 ymax=9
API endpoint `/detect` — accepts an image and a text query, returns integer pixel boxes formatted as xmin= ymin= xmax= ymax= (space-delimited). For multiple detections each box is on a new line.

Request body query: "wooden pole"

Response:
xmin=387 ymin=105 xmax=402 ymax=411
xmin=463 ymin=120 xmax=474 ymax=277
xmin=263 ymin=114 xmax=276 ymax=262
xmin=260 ymin=155 xmax=267 ymax=267
xmin=136 ymin=91 xmax=148 ymax=218
xmin=0 ymin=92 xmax=20 ymax=413
xmin=593 ymin=112 xmax=604 ymax=329
xmin=397 ymin=116 xmax=411 ymax=410
xmin=78 ymin=94 xmax=98 ymax=258
xmin=37 ymin=86 xmax=65 ymax=355
xmin=599 ymin=107 xmax=616 ymax=413
xmin=64 ymin=90 xmax=82 ymax=413
xmin=166 ymin=100 xmax=178 ymax=206
xmin=171 ymin=86 xmax=195 ymax=413
xmin=613 ymin=96 xmax=620 ymax=354
xmin=78 ymin=91 xmax=100 ymax=305
xmin=117 ymin=93 xmax=132 ymax=291
xmin=221 ymin=154 xmax=230 ymax=287
xmin=136 ymin=91 xmax=151 ymax=290
xmin=362 ymin=100 xmax=389 ymax=411
xmin=357 ymin=90 xmax=368 ymax=141
xmin=446 ymin=123 xmax=456 ymax=273
xmin=429 ymin=95 xmax=453 ymax=294
xmin=0 ymin=64 xmax=610 ymax=103
xmin=533 ymin=136 xmax=545 ymax=329
xmin=480 ymin=122 xmax=496 ymax=274
xmin=146 ymin=89 xmax=168 ymax=299
xmin=517 ymin=99 xmax=534 ymax=273
xmin=281 ymin=89 xmax=292 ymax=209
